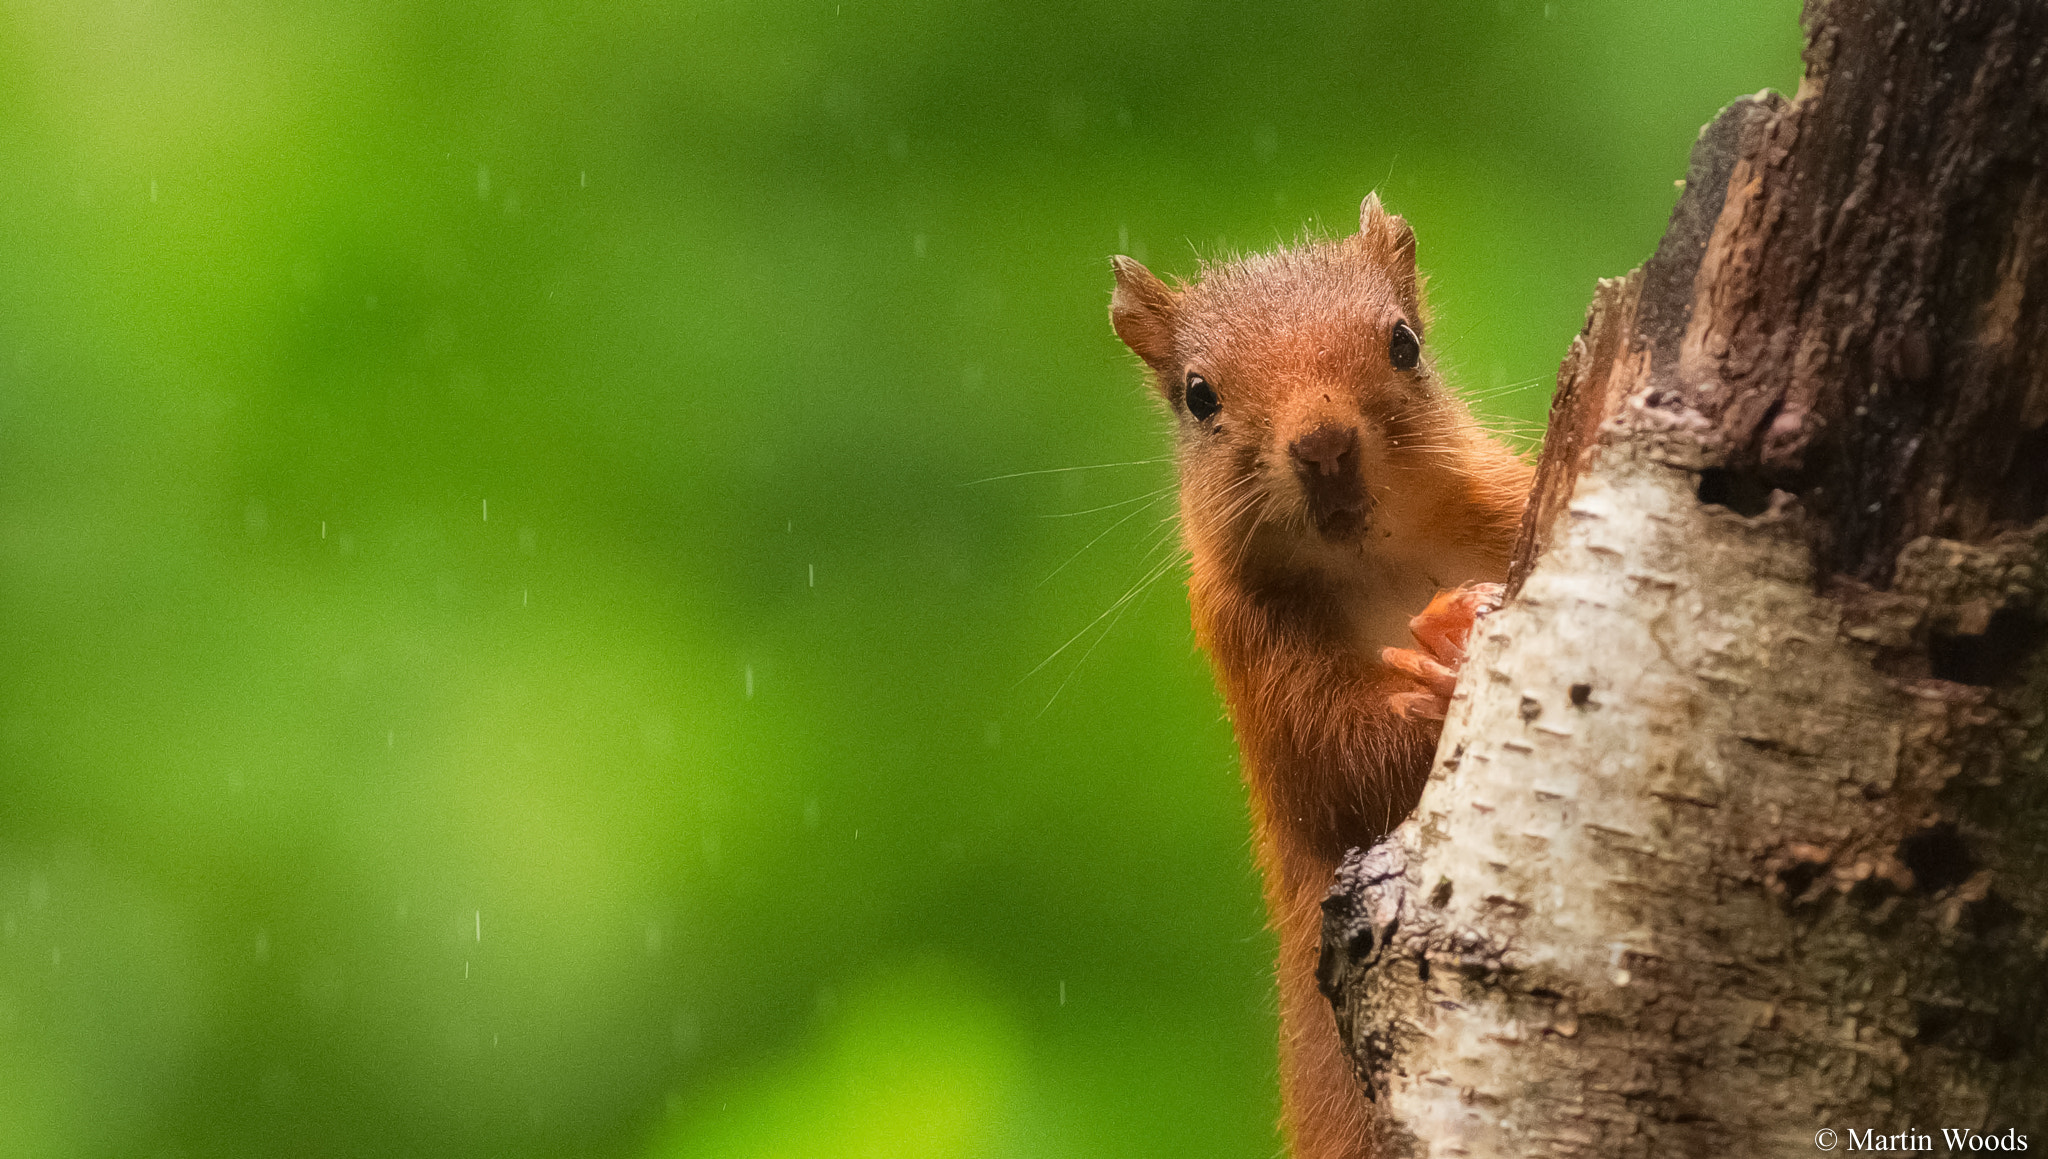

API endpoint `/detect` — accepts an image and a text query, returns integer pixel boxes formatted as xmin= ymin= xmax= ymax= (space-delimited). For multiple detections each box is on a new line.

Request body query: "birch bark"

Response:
xmin=1321 ymin=2 xmax=2048 ymax=1153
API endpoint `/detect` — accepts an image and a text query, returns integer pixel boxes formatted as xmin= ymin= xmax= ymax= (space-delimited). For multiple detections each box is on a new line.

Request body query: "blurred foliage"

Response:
xmin=0 ymin=1 xmax=1799 ymax=1156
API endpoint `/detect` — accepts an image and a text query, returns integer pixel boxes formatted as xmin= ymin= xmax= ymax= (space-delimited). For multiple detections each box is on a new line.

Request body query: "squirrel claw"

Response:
xmin=1382 ymin=644 xmax=1456 ymax=696
xmin=1381 ymin=582 xmax=1504 ymax=720
xmin=1386 ymin=688 xmax=1447 ymax=722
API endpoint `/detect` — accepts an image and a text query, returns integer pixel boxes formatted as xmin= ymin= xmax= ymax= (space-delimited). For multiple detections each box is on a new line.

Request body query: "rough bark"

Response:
xmin=1321 ymin=1 xmax=2048 ymax=1154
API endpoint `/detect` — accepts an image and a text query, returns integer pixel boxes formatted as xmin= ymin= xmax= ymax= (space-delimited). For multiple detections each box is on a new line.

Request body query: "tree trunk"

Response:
xmin=1320 ymin=1 xmax=2048 ymax=1154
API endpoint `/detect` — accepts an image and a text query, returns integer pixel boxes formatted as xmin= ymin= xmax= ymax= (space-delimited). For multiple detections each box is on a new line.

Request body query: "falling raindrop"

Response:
xmin=673 ymin=1011 xmax=701 ymax=1057
xmin=1254 ymin=124 xmax=1279 ymax=163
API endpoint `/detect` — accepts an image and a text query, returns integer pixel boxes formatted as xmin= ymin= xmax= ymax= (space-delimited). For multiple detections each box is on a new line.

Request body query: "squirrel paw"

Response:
xmin=1381 ymin=583 xmax=1504 ymax=721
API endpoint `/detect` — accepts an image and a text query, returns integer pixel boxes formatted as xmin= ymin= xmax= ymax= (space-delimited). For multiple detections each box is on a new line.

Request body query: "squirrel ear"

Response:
xmin=1359 ymin=193 xmax=1422 ymax=318
xmin=1110 ymin=255 xmax=1180 ymax=382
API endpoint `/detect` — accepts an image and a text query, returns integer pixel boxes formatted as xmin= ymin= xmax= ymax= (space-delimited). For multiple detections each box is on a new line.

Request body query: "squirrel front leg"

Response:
xmin=1383 ymin=582 xmax=1502 ymax=721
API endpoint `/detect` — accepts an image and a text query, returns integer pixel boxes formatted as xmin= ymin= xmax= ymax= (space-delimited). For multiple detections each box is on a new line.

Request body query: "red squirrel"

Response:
xmin=1109 ymin=196 xmax=1533 ymax=1159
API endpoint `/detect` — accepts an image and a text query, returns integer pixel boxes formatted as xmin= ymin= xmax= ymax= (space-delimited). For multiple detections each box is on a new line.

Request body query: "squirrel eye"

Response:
xmin=1184 ymin=373 xmax=1222 ymax=421
xmin=1389 ymin=320 xmax=1421 ymax=371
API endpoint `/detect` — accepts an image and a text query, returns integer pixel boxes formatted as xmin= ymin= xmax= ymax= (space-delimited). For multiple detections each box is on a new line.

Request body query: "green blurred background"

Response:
xmin=0 ymin=2 xmax=1799 ymax=1155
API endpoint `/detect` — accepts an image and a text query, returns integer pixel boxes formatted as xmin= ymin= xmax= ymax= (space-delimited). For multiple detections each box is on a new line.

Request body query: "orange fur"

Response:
xmin=1109 ymin=198 xmax=1533 ymax=1159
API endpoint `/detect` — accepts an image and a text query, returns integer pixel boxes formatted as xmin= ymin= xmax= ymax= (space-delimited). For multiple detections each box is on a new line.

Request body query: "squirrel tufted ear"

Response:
xmin=1360 ymin=193 xmax=1422 ymax=322
xmin=1109 ymin=255 xmax=1180 ymax=383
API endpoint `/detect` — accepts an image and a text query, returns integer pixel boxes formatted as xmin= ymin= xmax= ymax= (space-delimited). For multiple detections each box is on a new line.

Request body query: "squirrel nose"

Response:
xmin=1289 ymin=424 xmax=1357 ymax=477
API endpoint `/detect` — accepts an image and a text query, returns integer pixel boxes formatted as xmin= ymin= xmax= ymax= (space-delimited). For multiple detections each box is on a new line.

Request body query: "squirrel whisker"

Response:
xmin=1034 ymin=490 xmax=1176 ymax=591
xmin=1038 ymin=484 xmax=1178 ymax=519
xmin=962 ymin=457 xmax=1173 ymax=486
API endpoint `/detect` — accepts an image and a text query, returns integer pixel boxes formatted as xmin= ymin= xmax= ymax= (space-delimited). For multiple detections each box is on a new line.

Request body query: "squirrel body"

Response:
xmin=1109 ymin=197 xmax=1532 ymax=1159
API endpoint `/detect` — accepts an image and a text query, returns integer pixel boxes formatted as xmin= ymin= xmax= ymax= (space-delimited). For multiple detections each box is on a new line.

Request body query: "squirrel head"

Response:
xmin=1109 ymin=195 xmax=1473 ymax=581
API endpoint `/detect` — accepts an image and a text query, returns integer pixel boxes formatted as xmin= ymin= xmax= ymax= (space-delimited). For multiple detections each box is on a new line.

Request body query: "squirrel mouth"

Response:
xmin=1302 ymin=477 xmax=1374 ymax=540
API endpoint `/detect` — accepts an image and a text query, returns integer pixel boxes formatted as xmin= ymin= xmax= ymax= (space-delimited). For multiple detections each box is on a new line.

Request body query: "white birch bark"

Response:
xmin=1322 ymin=1 xmax=2048 ymax=1152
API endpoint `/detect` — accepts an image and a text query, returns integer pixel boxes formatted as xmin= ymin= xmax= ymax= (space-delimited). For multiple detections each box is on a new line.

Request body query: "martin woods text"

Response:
xmin=1814 ymin=1128 xmax=2030 ymax=1152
